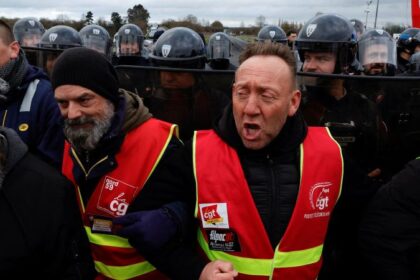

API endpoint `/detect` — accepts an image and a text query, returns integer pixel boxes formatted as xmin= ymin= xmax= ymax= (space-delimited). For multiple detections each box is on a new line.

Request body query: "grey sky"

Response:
xmin=0 ymin=0 xmax=413 ymax=28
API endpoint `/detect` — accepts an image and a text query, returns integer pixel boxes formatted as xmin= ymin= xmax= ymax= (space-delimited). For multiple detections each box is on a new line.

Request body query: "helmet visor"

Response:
xmin=358 ymin=37 xmax=396 ymax=67
xmin=117 ymin=35 xmax=142 ymax=56
xmin=82 ymin=37 xmax=108 ymax=55
xmin=209 ymin=39 xmax=230 ymax=59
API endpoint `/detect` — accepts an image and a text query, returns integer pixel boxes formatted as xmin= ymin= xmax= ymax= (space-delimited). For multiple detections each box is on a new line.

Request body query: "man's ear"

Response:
xmin=288 ymin=90 xmax=301 ymax=116
xmin=9 ymin=41 xmax=20 ymax=59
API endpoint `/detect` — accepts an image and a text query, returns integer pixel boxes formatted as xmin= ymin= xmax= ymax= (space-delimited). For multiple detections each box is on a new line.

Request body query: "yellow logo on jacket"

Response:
xmin=19 ymin=123 xmax=29 ymax=131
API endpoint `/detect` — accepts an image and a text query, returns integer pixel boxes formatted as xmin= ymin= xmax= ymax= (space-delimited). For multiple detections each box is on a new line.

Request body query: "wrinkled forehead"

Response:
xmin=236 ymin=55 xmax=290 ymax=82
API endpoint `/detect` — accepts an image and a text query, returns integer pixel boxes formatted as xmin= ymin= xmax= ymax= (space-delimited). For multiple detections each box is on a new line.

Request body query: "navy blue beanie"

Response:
xmin=51 ymin=47 xmax=120 ymax=106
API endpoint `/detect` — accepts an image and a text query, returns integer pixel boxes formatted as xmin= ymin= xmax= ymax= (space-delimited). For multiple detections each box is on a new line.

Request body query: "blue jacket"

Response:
xmin=0 ymin=65 xmax=64 ymax=168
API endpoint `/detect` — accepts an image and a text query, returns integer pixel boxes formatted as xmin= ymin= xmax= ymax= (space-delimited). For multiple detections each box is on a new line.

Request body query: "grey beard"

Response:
xmin=63 ymin=104 xmax=115 ymax=151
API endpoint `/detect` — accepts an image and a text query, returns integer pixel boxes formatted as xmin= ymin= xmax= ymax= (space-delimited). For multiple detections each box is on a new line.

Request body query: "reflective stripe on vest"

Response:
xmin=95 ymin=260 xmax=156 ymax=280
xmin=197 ymin=218 xmax=324 ymax=275
xmin=193 ymin=127 xmax=343 ymax=279
xmin=62 ymin=119 xmax=177 ymax=279
xmin=20 ymin=79 xmax=39 ymax=112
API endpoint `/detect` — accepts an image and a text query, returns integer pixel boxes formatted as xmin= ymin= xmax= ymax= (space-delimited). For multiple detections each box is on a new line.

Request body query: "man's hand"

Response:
xmin=113 ymin=208 xmax=177 ymax=252
xmin=199 ymin=260 xmax=238 ymax=280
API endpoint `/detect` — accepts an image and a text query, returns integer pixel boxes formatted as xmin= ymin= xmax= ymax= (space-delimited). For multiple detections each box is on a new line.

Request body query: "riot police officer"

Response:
xmin=296 ymin=16 xmax=387 ymax=279
xmin=113 ymin=23 xmax=149 ymax=65
xmin=79 ymin=24 xmax=111 ymax=58
xmin=357 ymin=29 xmax=396 ymax=76
xmin=38 ymin=25 xmax=82 ymax=76
xmin=207 ymin=32 xmax=236 ymax=70
xmin=256 ymin=25 xmax=287 ymax=44
xmin=13 ymin=17 xmax=45 ymax=65
xmin=13 ymin=17 xmax=45 ymax=48
xmin=396 ymin=28 xmax=420 ymax=73
xmin=148 ymin=27 xmax=229 ymax=140
xmin=295 ymin=14 xmax=385 ymax=172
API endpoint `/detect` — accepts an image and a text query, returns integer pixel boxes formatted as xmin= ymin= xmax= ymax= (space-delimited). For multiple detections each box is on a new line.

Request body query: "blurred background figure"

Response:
xmin=38 ymin=25 xmax=82 ymax=76
xmin=256 ymin=25 xmax=287 ymax=44
xmin=114 ymin=23 xmax=149 ymax=65
xmin=357 ymin=29 xmax=396 ymax=76
xmin=79 ymin=24 xmax=111 ymax=58
xmin=350 ymin=18 xmax=365 ymax=39
xmin=148 ymin=27 xmax=229 ymax=140
xmin=12 ymin=17 xmax=45 ymax=65
xmin=152 ymin=26 xmax=167 ymax=43
xmin=207 ymin=32 xmax=236 ymax=70
xmin=287 ymin=30 xmax=297 ymax=49
xmin=396 ymin=27 xmax=420 ymax=74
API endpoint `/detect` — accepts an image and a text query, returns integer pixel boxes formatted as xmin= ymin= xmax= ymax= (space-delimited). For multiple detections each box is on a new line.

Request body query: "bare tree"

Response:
xmin=185 ymin=14 xmax=198 ymax=24
xmin=255 ymin=15 xmax=266 ymax=28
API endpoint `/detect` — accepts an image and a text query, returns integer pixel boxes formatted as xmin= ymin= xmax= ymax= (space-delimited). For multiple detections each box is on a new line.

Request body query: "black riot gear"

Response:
xmin=257 ymin=25 xmax=287 ymax=44
xmin=207 ymin=32 xmax=232 ymax=69
xmin=357 ymin=29 xmax=396 ymax=76
xmin=115 ymin=23 xmax=144 ymax=57
xmin=39 ymin=25 xmax=82 ymax=50
xmin=79 ymin=24 xmax=111 ymax=57
xmin=295 ymin=14 xmax=357 ymax=73
xmin=149 ymin=27 xmax=207 ymax=69
xmin=13 ymin=17 xmax=45 ymax=47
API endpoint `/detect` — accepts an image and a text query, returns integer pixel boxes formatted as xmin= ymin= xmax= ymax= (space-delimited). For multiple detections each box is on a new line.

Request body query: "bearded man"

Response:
xmin=51 ymin=47 xmax=185 ymax=280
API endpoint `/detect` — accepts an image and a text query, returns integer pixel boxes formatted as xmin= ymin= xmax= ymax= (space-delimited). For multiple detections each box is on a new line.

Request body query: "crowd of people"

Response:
xmin=0 ymin=12 xmax=419 ymax=280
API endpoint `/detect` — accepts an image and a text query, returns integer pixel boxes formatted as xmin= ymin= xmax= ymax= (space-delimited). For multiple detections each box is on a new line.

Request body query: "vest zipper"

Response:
xmin=267 ymin=153 xmax=276 ymax=234
xmin=71 ymin=148 xmax=109 ymax=179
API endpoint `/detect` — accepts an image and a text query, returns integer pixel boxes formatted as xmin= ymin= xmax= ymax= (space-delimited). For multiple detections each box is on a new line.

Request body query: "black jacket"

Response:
xmin=0 ymin=127 xmax=94 ymax=279
xmin=131 ymin=104 xmax=377 ymax=280
xmin=359 ymin=158 xmax=420 ymax=280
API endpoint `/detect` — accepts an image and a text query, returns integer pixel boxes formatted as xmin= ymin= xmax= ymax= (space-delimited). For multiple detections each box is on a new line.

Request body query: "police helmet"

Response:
xmin=115 ymin=23 xmax=144 ymax=57
xmin=257 ymin=25 xmax=287 ymax=44
xmin=79 ymin=24 xmax=111 ymax=56
xmin=350 ymin=18 xmax=365 ymax=39
xmin=149 ymin=27 xmax=206 ymax=69
xmin=13 ymin=17 xmax=45 ymax=47
xmin=408 ymin=52 xmax=420 ymax=72
xmin=295 ymin=14 xmax=357 ymax=73
xmin=397 ymin=28 xmax=420 ymax=55
xmin=357 ymin=29 xmax=396 ymax=75
xmin=207 ymin=32 xmax=232 ymax=69
xmin=39 ymin=25 xmax=82 ymax=50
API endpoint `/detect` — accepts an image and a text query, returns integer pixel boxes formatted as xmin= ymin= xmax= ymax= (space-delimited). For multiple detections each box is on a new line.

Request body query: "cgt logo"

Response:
xmin=309 ymin=182 xmax=332 ymax=211
xmin=202 ymin=205 xmax=223 ymax=224
xmin=199 ymin=202 xmax=229 ymax=229
xmin=109 ymin=192 xmax=128 ymax=216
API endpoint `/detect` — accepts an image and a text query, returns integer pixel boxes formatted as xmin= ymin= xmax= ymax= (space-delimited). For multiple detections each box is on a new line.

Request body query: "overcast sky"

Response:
xmin=0 ymin=0 xmax=413 ymax=28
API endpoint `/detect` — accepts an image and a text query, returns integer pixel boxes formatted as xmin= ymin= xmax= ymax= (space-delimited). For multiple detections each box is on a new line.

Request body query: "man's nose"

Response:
xmin=67 ymin=102 xmax=83 ymax=120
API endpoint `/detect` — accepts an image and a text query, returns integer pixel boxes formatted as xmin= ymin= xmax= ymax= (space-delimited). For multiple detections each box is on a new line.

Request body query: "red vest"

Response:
xmin=62 ymin=118 xmax=177 ymax=280
xmin=193 ymin=127 xmax=343 ymax=280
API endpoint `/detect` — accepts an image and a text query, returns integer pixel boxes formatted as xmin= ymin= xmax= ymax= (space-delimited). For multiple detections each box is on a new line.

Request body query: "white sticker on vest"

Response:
xmin=199 ymin=203 xmax=229 ymax=229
